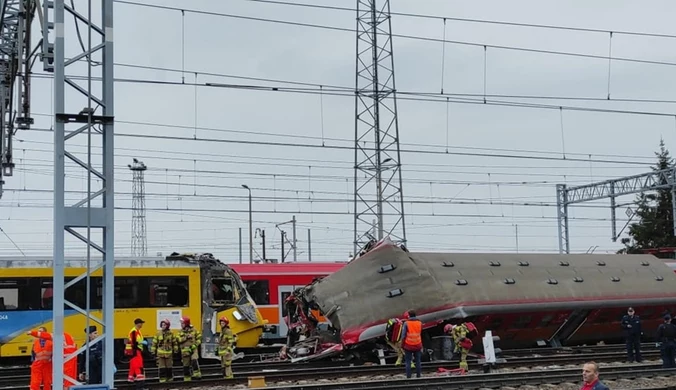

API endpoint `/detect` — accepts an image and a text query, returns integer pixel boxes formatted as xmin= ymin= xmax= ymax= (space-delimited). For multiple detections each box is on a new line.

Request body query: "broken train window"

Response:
xmin=210 ymin=277 xmax=239 ymax=304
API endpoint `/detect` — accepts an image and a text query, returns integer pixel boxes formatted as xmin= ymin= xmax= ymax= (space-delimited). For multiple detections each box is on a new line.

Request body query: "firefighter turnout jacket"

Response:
xmin=177 ymin=325 xmax=201 ymax=357
xmin=151 ymin=329 xmax=179 ymax=357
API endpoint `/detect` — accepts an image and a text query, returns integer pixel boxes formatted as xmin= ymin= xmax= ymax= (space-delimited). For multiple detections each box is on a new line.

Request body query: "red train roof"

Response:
xmin=231 ymin=262 xmax=347 ymax=276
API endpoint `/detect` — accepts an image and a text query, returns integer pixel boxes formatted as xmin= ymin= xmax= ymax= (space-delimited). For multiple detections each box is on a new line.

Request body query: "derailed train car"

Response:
xmin=282 ymin=240 xmax=676 ymax=362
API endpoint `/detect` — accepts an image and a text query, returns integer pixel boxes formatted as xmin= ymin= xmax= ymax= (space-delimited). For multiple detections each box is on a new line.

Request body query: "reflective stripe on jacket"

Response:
xmin=125 ymin=328 xmax=144 ymax=353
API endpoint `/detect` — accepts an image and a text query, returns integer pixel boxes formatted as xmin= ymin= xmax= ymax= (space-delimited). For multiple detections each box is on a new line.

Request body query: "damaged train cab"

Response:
xmin=281 ymin=239 xmax=676 ymax=363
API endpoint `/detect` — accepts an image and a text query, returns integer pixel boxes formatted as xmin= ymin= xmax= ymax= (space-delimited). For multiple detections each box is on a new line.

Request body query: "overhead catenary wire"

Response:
xmin=113 ymin=0 xmax=676 ymax=68
xmin=31 ymin=66 xmax=676 ymax=119
xmin=19 ymin=120 xmax=659 ymax=166
xmin=240 ymin=0 xmax=676 ymax=40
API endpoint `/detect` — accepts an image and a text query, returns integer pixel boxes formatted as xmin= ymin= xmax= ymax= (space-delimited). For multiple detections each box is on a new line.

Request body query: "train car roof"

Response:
xmin=0 ymin=253 xmax=231 ymax=269
xmin=303 ymin=243 xmax=676 ymax=345
xmin=231 ymin=262 xmax=347 ymax=276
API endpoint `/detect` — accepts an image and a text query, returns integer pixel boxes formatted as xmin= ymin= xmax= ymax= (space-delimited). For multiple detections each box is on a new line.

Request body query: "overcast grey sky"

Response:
xmin=3 ymin=0 xmax=676 ymax=262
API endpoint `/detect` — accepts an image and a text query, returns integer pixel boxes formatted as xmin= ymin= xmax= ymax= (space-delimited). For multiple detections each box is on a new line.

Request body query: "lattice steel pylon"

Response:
xmin=556 ymin=168 xmax=676 ymax=254
xmin=0 ymin=0 xmax=36 ymax=198
xmin=129 ymin=158 xmax=147 ymax=256
xmin=43 ymin=0 xmax=115 ymax=388
xmin=353 ymin=0 xmax=406 ymax=256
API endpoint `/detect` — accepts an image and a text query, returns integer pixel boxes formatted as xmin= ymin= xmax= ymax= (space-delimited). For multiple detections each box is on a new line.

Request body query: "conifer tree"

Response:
xmin=619 ymin=139 xmax=676 ymax=257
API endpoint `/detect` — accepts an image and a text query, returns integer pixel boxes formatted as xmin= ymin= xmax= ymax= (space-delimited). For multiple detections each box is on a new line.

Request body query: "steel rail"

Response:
xmin=0 ymin=351 xmax=663 ymax=390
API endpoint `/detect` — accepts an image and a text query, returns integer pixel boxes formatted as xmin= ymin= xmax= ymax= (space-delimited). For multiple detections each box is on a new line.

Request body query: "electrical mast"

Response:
xmin=353 ymin=0 xmax=406 ymax=256
xmin=43 ymin=0 xmax=116 ymax=387
xmin=129 ymin=158 xmax=148 ymax=256
xmin=0 ymin=0 xmax=36 ymax=197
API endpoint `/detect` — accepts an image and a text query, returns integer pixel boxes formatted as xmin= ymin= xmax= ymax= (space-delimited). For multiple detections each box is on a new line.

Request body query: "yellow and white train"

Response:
xmin=0 ymin=252 xmax=268 ymax=362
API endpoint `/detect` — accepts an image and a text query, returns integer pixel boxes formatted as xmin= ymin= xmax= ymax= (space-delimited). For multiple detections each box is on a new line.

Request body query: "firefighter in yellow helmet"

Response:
xmin=151 ymin=319 xmax=178 ymax=383
xmin=177 ymin=316 xmax=201 ymax=381
xmin=445 ymin=323 xmax=473 ymax=371
xmin=217 ymin=316 xmax=238 ymax=379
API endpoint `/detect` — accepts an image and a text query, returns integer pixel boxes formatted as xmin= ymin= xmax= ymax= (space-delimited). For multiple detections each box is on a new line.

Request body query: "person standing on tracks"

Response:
xmin=151 ymin=319 xmax=178 ymax=383
xmin=656 ymin=313 xmax=676 ymax=368
xmin=385 ymin=318 xmax=405 ymax=366
xmin=217 ymin=316 xmax=237 ymax=379
xmin=125 ymin=318 xmax=148 ymax=389
xmin=27 ymin=326 xmax=52 ymax=390
xmin=399 ymin=310 xmax=423 ymax=379
xmin=177 ymin=316 xmax=202 ymax=381
xmin=28 ymin=327 xmax=78 ymax=389
xmin=580 ymin=361 xmax=609 ymax=390
xmin=446 ymin=323 xmax=473 ymax=372
xmin=620 ymin=307 xmax=642 ymax=362
xmin=78 ymin=326 xmax=103 ymax=384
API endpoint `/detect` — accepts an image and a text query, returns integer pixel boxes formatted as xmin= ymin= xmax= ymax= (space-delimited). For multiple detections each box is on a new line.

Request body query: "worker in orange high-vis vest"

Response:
xmin=125 ymin=318 xmax=147 ymax=389
xmin=28 ymin=329 xmax=79 ymax=388
xmin=400 ymin=310 xmax=423 ymax=379
xmin=62 ymin=332 xmax=78 ymax=389
xmin=27 ymin=327 xmax=53 ymax=390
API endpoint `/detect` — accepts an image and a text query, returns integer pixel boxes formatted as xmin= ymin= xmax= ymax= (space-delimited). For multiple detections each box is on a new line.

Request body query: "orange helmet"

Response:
xmin=180 ymin=316 xmax=191 ymax=327
xmin=219 ymin=316 xmax=229 ymax=326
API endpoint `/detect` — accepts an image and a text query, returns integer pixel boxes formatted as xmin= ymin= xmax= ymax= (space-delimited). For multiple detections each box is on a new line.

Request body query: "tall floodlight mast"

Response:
xmin=43 ymin=0 xmax=115 ymax=388
xmin=129 ymin=158 xmax=148 ymax=256
xmin=353 ymin=0 xmax=406 ymax=256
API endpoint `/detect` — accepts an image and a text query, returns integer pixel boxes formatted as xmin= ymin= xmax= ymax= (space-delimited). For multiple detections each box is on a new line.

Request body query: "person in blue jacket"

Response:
xmin=620 ymin=307 xmax=642 ymax=362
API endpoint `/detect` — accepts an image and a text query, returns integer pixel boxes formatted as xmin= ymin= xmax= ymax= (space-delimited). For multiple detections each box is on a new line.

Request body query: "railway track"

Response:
xmin=0 ymin=349 xmax=664 ymax=389
xmin=0 ymin=340 xmax=647 ymax=377
xmin=108 ymin=361 xmax=676 ymax=390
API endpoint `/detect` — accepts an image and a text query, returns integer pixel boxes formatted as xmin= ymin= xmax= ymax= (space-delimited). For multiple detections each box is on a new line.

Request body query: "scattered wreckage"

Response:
xmin=279 ymin=238 xmax=676 ymax=363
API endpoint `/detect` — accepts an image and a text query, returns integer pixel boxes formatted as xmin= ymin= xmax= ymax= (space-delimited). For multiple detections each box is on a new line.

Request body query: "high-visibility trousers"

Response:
xmin=63 ymin=358 xmax=78 ymax=389
xmin=30 ymin=360 xmax=52 ymax=390
xmin=128 ymin=350 xmax=145 ymax=382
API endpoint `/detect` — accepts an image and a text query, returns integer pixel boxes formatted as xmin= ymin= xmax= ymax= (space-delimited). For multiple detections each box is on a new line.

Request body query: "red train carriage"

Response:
xmin=231 ymin=253 xmax=676 ymax=354
xmin=281 ymin=241 xmax=676 ymax=362
xmin=231 ymin=262 xmax=346 ymax=342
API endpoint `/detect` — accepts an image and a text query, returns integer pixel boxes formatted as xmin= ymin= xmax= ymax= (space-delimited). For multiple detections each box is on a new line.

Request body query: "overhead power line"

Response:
xmin=28 ymin=72 xmax=676 ymax=122
xmin=114 ymin=0 xmax=676 ymax=68
xmin=242 ymin=0 xmax=676 ymax=40
xmin=22 ymin=119 xmax=658 ymax=166
xmin=0 ymin=201 xmax=631 ymax=223
xmin=105 ymin=63 xmax=676 ymax=107
xmin=30 ymin=70 xmax=676 ymax=118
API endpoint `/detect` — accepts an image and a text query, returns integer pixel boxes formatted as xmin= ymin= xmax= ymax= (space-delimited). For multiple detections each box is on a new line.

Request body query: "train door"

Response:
xmin=278 ymin=285 xmax=296 ymax=338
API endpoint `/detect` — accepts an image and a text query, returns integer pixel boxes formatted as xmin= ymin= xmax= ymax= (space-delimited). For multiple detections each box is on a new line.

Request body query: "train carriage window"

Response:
xmin=211 ymin=278 xmax=236 ymax=304
xmin=538 ymin=314 xmax=554 ymax=327
xmin=244 ymin=280 xmax=270 ymax=305
xmin=0 ymin=279 xmax=22 ymax=310
xmin=148 ymin=277 xmax=189 ymax=307
xmin=513 ymin=315 xmax=532 ymax=329
xmin=41 ymin=279 xmax=53 ymax=309
xmin=40 ymin=277 xmax=102 ymax=310
xmin=115 ymin=278 xmax=139 ymax=308
xmin=281 ymin=291 xmax=292 ymax=318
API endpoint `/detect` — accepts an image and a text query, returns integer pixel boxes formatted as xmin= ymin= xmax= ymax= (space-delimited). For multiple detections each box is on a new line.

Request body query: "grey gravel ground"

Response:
xmin=197 ymin=358 xmax=673 ymax=389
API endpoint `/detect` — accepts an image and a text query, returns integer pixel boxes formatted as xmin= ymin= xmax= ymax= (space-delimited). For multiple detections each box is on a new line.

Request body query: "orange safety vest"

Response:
xmin=403 ymin=319 xmax=423 ymax=351
xmin=32 ymin=337 xmax=53 ymax=362
xmin=125 ymin=327 xmax=144 ymax=356
xmin=63 ymin=333 xmax=76 ymax=355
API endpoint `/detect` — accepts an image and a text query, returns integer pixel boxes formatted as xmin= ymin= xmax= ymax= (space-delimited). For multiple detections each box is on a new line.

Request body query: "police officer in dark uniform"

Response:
xmin=78 ymin=326 xmax=103 ymax=384
xmin=620 ymin=307 xmax=642 ymax=362
xmin=656 ymin=314 xmax=676 ymax=368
